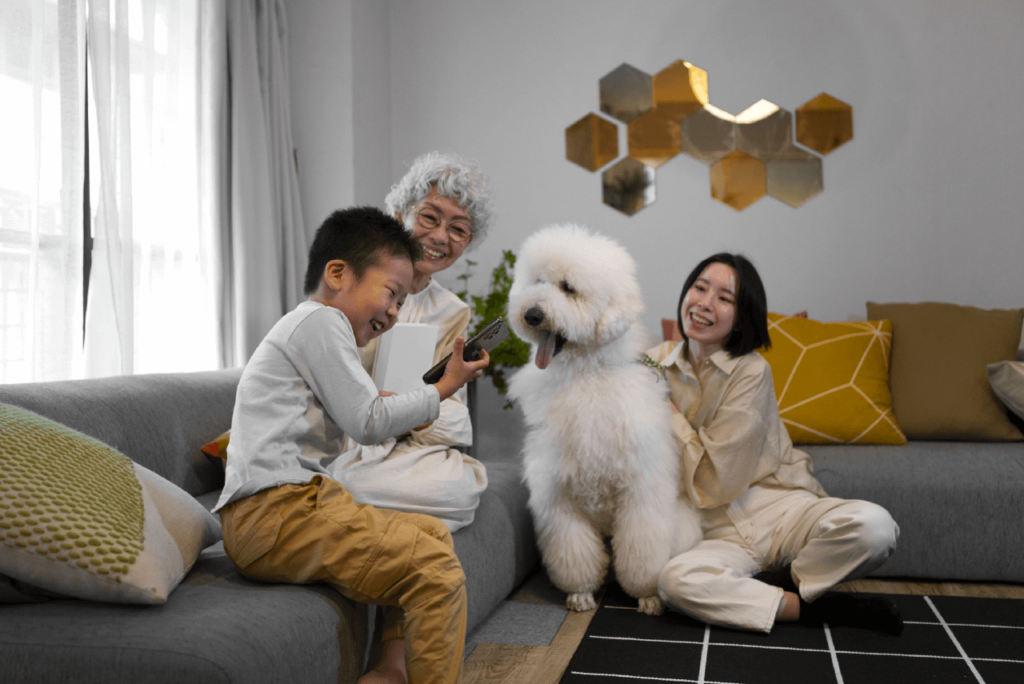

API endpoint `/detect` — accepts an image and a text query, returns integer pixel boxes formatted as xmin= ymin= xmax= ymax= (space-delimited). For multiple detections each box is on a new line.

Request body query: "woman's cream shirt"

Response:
xmin=645 ymin=341 xmax=826 ymax=511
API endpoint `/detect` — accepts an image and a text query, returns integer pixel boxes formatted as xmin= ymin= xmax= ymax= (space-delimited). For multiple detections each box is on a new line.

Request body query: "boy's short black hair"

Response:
xmin=676 ymin=252 xmax=772 ymax=357
xmin=303 ymin=206 xmax=423 ymax=296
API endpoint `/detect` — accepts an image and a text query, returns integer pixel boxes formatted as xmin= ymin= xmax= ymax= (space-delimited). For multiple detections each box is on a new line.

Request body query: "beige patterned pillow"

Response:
xmin=989 ymin=361 xmax=1024 ymax=421
xmin=0 ymin=404 xmax=221 ymax=604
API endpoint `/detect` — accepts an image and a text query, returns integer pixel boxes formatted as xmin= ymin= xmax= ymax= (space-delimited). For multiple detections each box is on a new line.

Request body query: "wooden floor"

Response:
xmin=462 ymin=577 xmax=1024 ymax=684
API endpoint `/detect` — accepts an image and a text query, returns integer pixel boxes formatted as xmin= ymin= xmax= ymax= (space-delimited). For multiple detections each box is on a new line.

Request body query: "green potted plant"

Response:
xmin=456 ymin=250 xmax=530 ymax=404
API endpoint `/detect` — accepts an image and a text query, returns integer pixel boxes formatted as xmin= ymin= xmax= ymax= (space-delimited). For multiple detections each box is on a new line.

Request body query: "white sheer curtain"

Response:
xmin=1 ymin=0 xmax=305 ymax=381
xmin=0 ymin=0 xmax=86 ymax=383
xmin=84 ymin=0 xmax=219 ymax=376
xmin=222 ymin=0 xmax=308 ymax=366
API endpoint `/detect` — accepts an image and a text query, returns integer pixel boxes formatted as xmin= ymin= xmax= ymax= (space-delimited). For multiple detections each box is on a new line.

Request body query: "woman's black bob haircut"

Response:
xmin=676 ymin=252 xmax=771 ymax=358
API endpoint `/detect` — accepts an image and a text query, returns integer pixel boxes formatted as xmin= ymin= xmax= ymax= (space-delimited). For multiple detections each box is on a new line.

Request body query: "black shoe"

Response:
xmin=754 ymin=563 xmax=799 ymax=594
xmin=800 ymin=592 xmax=904 ymax=635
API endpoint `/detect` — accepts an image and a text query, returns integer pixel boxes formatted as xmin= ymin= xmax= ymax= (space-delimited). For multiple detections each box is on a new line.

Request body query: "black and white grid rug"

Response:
xmin=559 ymin=585 xmax=1024 ymax=684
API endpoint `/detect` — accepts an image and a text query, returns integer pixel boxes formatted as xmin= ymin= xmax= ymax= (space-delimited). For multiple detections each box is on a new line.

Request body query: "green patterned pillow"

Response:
xmin=0 ymin=403 xmax=221 ymax=604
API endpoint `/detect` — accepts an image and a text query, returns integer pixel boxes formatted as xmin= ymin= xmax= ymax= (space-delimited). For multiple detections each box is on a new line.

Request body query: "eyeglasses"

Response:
xmin=415 ymin=209 xmax=473 ymax=244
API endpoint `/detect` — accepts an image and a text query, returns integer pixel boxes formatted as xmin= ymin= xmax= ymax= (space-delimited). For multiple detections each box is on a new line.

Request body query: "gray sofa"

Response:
xmin=805 ymin=440 xmax=1024 ymax=583
xmin=2 ymin=361 xmax=1022 ymax=683
xmin=0 ymin=370 xmax=539 ymax=684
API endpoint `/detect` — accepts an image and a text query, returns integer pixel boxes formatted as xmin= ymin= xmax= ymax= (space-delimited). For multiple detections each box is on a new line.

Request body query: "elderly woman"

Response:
xmin=328 ymin=151 xmax=493 ymax=534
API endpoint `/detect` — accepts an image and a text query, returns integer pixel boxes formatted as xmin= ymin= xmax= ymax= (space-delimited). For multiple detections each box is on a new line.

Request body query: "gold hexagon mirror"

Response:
xmin=736 ymin=100 xmax=793 ymax=161
xmin=766 ymin=146 xmax=823 ymax=207
xmin=710 ymin=150 xmax=765 ymax=211
xmin=796 ymin=93 xmax=853 ymax=155
xmin=599 ymin=63 xmax=653 ymax=124
xmin=627 ymin=108 xmax=681 ymax=168
xmin=602 ymin=157 xmax=656 ymax=216
xmin=681 ymin=104 xmax=736 ymax=164
xmin=568 ymin=59 xmax=851 ymax=213
xmin=652 ymin=60 xmax=708 ymax=122
xmin=566 ymin=113 xmax=619 ymax=172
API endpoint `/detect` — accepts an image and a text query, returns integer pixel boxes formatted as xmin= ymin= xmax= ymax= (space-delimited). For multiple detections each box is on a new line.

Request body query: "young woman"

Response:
xmin=647 ymin=253 xmax=902 ymax=634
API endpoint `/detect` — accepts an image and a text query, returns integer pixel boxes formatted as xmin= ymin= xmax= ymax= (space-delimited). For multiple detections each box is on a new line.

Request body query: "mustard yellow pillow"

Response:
xmin=867 ymin=301 xmax=1024 ymax=441
xmin=759 ymin=313 xmax=906 ymax=444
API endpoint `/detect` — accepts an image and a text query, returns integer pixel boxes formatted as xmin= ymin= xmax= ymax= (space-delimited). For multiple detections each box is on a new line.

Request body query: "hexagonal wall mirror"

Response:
xmin=566 ymin=113 xmax=619 ymax=172
xmin=736 ymin=100 xmax=793 ymax=161
xmin=566 ymin=61 xmax=851 ymax=212
xmin=680 ymin=104 xmax=736 ymax=164
xmin=766 ymin=146 xmax=823 ymax=207
xmin=652 ymin=60 xmax=708 ymax=122
xmin=796 ymin=93 xmax=853 ymax=155
xmin=599 ymin=63 xmax=653 ymax=124
xmin=602 ymin=157 xmax=656 ymax=216
xmin=710 ymin=151 xmax=766 ymax=211
xmin=627 ymin=108 xmax=682 ymax=168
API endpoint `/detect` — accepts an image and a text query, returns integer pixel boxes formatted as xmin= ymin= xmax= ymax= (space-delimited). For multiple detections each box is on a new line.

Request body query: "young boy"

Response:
xmin=213 ymin=206 xmax=488 ymax=684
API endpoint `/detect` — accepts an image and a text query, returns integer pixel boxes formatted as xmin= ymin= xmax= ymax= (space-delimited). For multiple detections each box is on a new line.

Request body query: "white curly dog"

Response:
xmin=507 ymin=224 xmax=701 ymax=615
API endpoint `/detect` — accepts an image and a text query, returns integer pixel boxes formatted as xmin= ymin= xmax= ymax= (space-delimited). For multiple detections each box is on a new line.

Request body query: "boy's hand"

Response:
xmin=434 ymin=336 xmax=489 ymax=402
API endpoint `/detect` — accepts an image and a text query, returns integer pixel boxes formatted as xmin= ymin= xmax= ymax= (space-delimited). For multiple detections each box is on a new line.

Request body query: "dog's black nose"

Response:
xmin=524 ymin=307 xmax=545 ymax=327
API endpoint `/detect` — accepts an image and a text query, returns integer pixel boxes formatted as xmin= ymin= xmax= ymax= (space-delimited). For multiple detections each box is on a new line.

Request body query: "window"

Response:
xmin=0 ymin=0 xmax=217 ymax=382
xmin=0 ymin=0 xmax=83 ymax=383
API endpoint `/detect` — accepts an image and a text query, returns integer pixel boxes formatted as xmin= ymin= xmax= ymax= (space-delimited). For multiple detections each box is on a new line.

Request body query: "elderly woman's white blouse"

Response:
xmin=645 ymin=340 xmax=825 ymax=511
xmin=328 ymin=279 xmax=487 ymax=532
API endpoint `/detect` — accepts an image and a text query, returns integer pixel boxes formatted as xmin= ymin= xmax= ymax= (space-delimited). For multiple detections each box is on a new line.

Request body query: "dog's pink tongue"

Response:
xmin=535 ymin=330 xmax=557 ymax=370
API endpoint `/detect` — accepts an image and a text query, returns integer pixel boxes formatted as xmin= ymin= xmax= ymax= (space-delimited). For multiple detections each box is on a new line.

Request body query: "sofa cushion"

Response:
xmin=201 ymin=430 xmax=231 ymax=470
xmin=759 ymin=313 xmax=905 ymax=444
xmin=0 ymin=459 xmax=537 ymax=684
xmin=805 ymin=441 xmax=1024 ymax=582
xmin=0 ymin=543 xmax=370 ymax=684
xmin=989 ymin=360 xmax=1024 ymax=422
xmin=0 ymin=404 xmax=221 ymax=605
xmin=866 ymin=301 xmax=1024 ymax=441
xmin=453 ymin=460 xmax=539 ymax=632
xmin=0 ymin=369 xmax=242 ymax=496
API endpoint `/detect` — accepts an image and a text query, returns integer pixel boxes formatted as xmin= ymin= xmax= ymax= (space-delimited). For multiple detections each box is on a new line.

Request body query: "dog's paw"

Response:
xmin=637 ymin=596 xmax=665 ymax=616
xmin=566 ymin=592 xmax=597 ymax=612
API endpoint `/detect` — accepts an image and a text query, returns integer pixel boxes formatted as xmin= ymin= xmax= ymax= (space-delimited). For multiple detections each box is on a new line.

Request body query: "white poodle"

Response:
xmin=507 ymin=224 xmax=701 ymax=615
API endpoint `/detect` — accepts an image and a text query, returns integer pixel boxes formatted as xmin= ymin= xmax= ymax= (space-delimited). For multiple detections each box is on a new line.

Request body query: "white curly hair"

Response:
xmin=384 ymin=151 xmax=493 ymax=248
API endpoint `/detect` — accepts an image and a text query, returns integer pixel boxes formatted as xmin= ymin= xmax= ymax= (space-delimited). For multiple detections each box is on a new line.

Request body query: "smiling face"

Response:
xmin=680 ymin=262 xmax=738 ymax=353
xmin=400 ymin=187 xmax=472 ymax=287
xmin=324 ymin=252 xmax=414 ymax=347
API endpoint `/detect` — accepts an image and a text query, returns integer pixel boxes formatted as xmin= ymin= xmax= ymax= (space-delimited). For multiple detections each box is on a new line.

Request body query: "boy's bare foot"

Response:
xmin=357 ymin=639 xmax=407 ymax=684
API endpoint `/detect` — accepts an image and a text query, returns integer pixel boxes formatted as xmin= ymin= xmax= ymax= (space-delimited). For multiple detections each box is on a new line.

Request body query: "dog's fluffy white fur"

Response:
xmin=507 ymin=224 xmax=701 ymax=615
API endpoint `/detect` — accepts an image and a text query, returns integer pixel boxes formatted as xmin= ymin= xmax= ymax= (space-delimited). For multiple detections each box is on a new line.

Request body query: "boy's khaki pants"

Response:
xmin=219 ymin=475 xmax=466 ymax=684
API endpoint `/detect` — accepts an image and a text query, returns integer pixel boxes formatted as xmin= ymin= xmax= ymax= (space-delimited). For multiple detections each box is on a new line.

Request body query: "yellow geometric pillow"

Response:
xmin=759 ymin=313 xmax=906 ymax=445
xmin=0 ymin=404 xmax=221 ymax=604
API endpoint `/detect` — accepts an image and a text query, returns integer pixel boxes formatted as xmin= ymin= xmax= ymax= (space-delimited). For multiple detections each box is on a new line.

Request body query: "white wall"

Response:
xmin=288 ymin=0 xmax=354 ymax=230
xmin=290 ymin=0 xmax=1024 ymax=337
xmin=288 ymin=0 xmax=393 ymax=233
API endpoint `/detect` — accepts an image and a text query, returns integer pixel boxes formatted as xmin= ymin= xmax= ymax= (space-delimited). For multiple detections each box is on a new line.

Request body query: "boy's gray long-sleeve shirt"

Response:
xmin=213 ymin=301 xmax=440 ymax=513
